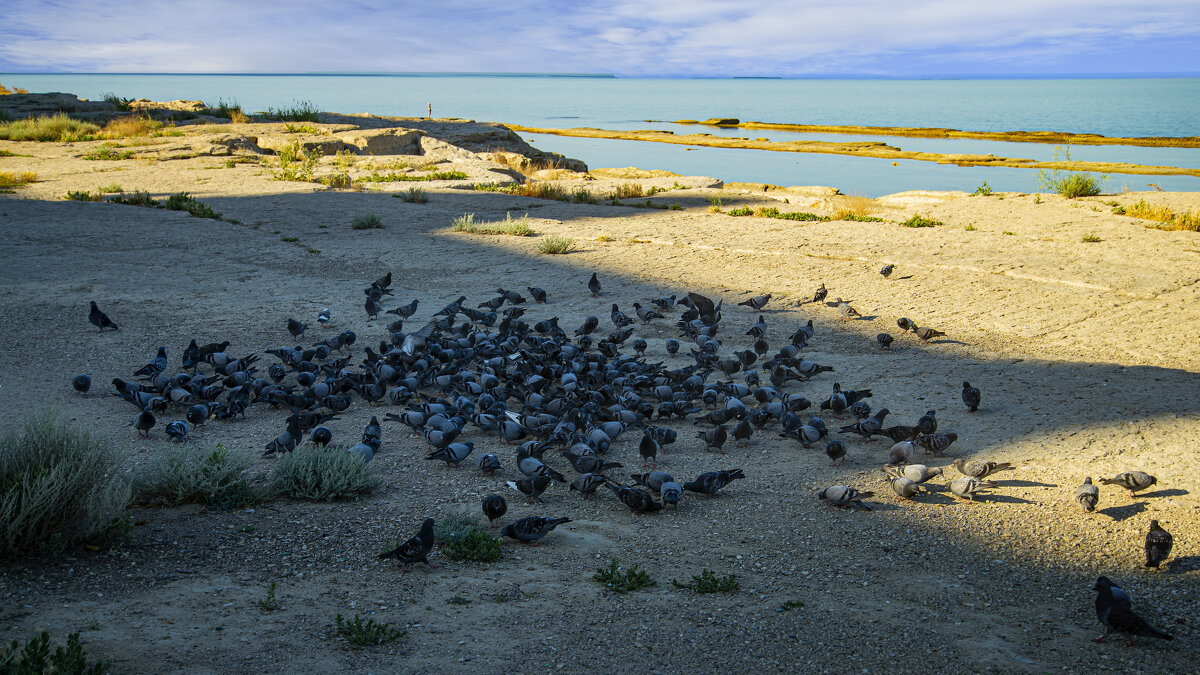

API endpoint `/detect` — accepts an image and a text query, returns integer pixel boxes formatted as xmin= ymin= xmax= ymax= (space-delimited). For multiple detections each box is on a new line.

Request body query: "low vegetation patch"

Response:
xmin=671 ymin=569 xmax=740 ymax=594
xmin=971 ymin=181 xmax=994 ymax=196
xmin=594 ymin=558 xmax=656 ymax=594
xmin=133 ymin=444 xmax=260 ymax=511
xmin=351 ymin=212 xmax=383 ymax=230
xmin=164 ymin=192 xmax=221 ymax=219
xmin=612 ymin=183 xmax=644 ymax=200
xmin=394 ymin=187 xmax=429 ymax=203
xmin=82 ymin=143 xmax=134 ymax=161
xmin=102 ymin=115 xmax=169 ymax=139
xmin=1038 ymin=146 xmax=1106 ymax=198
xmin=257 ymin=582 xmax=280 ymax=612
xmin=434 ymin=514 xmax=502 ymax=562
xmin=102 ymin=92 xmax=134 ymax=112
xmin=210 ymin=100 xmax=249 ymax=123
xmin=537 ymin=235 xmax=576 ymax=254
xmin=726 ymin=206 xmax=754 ymax=217
xmin=0 ymin=630 xmax=107 ymax=674
xmin=268 ymin=445 xmax=380 ymax=501
xmin=1081 ymin=233 xmax=1102 ymax=243
xmin=1 ymin=412 xmax=131 ymax=561
xmin=756 ymin=207 xmax=828 ymax=222
xmin=1117 ymin=199 xmax=1200 ymax=231
xmin=282 ymin=123 xmax=321 ymax=134
xmin=0 ymin=113 xmax=100 ymax=142
xmin=900 ymin=214 xmax=940 ymax=228
xmin=0 ymin=171 xmax=37 ymax=188
xmin=452 ymin=212 xmax=534 ymax=236
xmin=831 ymin=195 xmax=878 ymax=220
xmin=270 ymin=141 xmax=321 ymax=182
xmin=65 ymin=190 xmax=103 ymax=202
xmin=335 ymin=613 xmax=406 ymax=646
xmin=106 ymin=190 xmax=159 ymax=207
xmin=266 ymin=100 xmax=320 ymax=122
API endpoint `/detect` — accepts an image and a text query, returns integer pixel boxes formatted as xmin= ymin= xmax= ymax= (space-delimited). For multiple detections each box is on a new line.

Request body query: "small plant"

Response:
xmin=1033 ymin=194 xmax=1042 ymax=204
xmin=257 ymin=582 xmax=280 ymax=612
xmin=394 ymin=187 xmax=429 ymax=203
xmin=269 ymin=445 xmax=380 ymax=501
xmin=777 ymin=600 xmax=805 ymax=612
xmin=672 ymin=569 xmax=740 ymax=593
xmin=971 ymin=181 xmax=993 ymax=196
xmin=756 ymin=207 xmax=828 ymax=222
xmin=351 ymin=213 xmax=383 ymax=230
xmin=667 ymin=202 xmax=683 ymax=210
xmin=435 ymin=516 xmax=502 ymax=563
xmin=133 ymin=443 xmax=259 ymax=511
xmin=107 ymin=190 xmax=158 ymax=207
xmin=65 ymin=190 xmax=102 ymax=202
xmin=1038 ymin=145 xmax=1106 ymax=198
xmin=900 ymin=214 xmax=940 ymax=228
xmin=571 ymin=187 xmax=599 ymax=204
xmin=271 ymin=141 xmax=321 ymax=182
xmin=516 ymin=181 xmax=567 ymax=201
xmin=1002 ymin=230 xmax=1016 ymax=235
xmin=593 ymin=558 xmax=656 ymax=594
xmin=101 ymin=93 xmax=133 ymax=112
xmin=612 ymin=183 xmax=644 ymax=200
xmin=164 ymin=192 xmax=221 ymax=219
xmin=831 ymin=195 xmax=877 ymax=220
xmin=537 ymin=235 xmax=576 ymax=254
xmin=282 ymin=123 xmax=320 ymax=134
xmin=452 ymin=212 xmax=534 ymax=236
xmin=213 ymin=100 xmax=248 ymax=123
xmin=0 ymin=171 xmax=37 ymax=188
xmin=1081 ymin=233 xmax=1101 ymax=243
xmin=964 ymin=224 xmax=977 ymax=231
xmin=335 ymin=613 xmax=405 ymax=646
xmin=595 ymin=235 xmax=613 ymax=242
xmin=82 ymin=144 xmax=133 ymax=161
xmin=0 ymin=631 xmax=107 ymax=674
xmin=97 ymin=183 xmax=123 ymax=194
xmin=267 ymin=100 xmax=320 ymax=122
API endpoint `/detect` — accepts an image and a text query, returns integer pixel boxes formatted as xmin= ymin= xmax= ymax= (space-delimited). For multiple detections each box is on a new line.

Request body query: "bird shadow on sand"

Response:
xmin=914 ymin=492 xmax=957 ymax=505
xmin=1098 ymin=501 xmax=1149 ymax=521
xmin=1138 ymin=488 xmax=1188 ymax=499
xmin=1166 ymin=555 xmax=1200 ymax=573
xmin=996 ymin=479 xmax=1058 ymax=488
xmin=855 ymin=315 xmax=879 ymax=321
xmin=927 ymin=338 xmax=969 ymax=346
xmin=978 ymin=494 xmax=1033 ymax=505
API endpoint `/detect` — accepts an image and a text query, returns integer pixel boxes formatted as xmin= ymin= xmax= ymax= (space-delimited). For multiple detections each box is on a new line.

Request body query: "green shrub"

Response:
xmin=102 ymin=92 xmax=133 ymax=112
xmin=359 ymin=170 xmax=468 ymax=183
xmin=434 ymin=515 xmax=502 ymax=562
xmin=394 ymin=187 xmax=429 ymax=203
xmin=266 ymin=100 xmax=320 ymax=122
xmin=133 ymin=443 xmax=259 ymax=510
xmin=756 ymin=207 xmax=828 ymax=222
xmin=900 ymin=214 xmax=940 ymax=228
xmin=838 ymin=214 xmax=884 ymax=222
xmin=335 ymin=614 xmax=405 ymax=646
xmin=1038 ymin=146 xmax=1106 ymax=198
xmin=971 ymin=181 xmax=993 ymax=196
xmin=270 ymin=141 xmax=320 ymax=182
xmin=473 ymin=182 xmax=519 ymax=193
xmin=593 ymin=558 xmax=656 ymax=593
xmin=64 ymin=190 xmax=102 ymax=202
xmin=571 ymin=188 xmax=598 ymax=204
xmin=164 ymin=192 xmax=221 ymax=219
xmin=537 ymin=235 xmax=576 ymax=254
xmin=0 ymin=113 xmax=100 ymax=142
xmin=257 ymin=582 xmax=280 ymax=612
xmin=106 ymin=190 xmax=159 ymax=207
xmin=726 ymin=206 xmax=753 ymax=216
xmin=0 ymin=412 xmax=130 ymax=561
xmin=672 ymin=569 xmax=740 ymax=593
xmin=0 ymin=631 xmax=107 ymax=674
xmin=82 ymin=144 xmax=133 ymax=161
xmin=452 ymin=212 xmax=534 ymax=236
xmin=97 ymin=182 xmax=123 ymax=194
xmin=351 ymin=213 xmax=382 ymax=230
xmin=268 ymin=445 xmax=379 ymax=501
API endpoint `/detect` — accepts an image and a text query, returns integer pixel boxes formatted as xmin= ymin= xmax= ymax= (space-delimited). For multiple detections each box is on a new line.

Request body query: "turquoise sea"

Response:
xmin=4 ymin=73 xmax=1198 ymax=195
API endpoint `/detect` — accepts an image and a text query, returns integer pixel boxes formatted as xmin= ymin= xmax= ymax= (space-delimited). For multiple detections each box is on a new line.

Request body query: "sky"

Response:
xmin=1 ymin=0 xmax=1198 ymax=77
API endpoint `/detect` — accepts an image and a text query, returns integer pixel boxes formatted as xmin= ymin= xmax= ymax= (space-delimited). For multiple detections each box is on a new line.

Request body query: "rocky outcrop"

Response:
xmin=339 ymin=128 xmax=422 ymax=155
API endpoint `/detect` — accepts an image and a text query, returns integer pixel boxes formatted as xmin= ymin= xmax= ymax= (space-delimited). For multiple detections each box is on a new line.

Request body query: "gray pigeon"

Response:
xmin=507 ymin=475 xmax=551 ymax=502
xmin=738 ymin=294 xmax=771 ymax=310
xmin=427 ymin=441 xmax=474 ymax=467
xmin=953 ymin=458 xmax=1013 ymax=479
xmin=500 ymin=516 xmax=571 ymax=545
xmin=317 ymin=308 xmax=331 ymax=326
xmin=476 ymin=453 xmax=501 ymax=474
xmin=877 ymin=333 xmax=893 ymax=350
xmin=896 ymin=317 xmax=915 ymax=332
xmin=1145 ymin=520 xmax=1173 ymax=569
xmin=839 ymin=409 xmax=889 ymax=438
xmin=164 ymin=420 xmax=189 ymax=442
xmin=949 ymin=477 xmax=996 ymax=501
xmin=811 ymin=283 xmax=827 ymax=304
xmin=817 ymin=486 xmax=872 ymax=510
xmin=961 ymin=381 xmax=981 ymax=412
xmin=1076 ymin=477 xmax=1099 ymax=512
xmin=1100 ymin=471 xmax=1157 ymax=498
xmin=887 ymin=441 xmax=916 ymax=466
xmin=885 ymin=464 xmax=942 ymax=483
xmin=378 ymin=518 xmax=437 ymax=571
xmin=914 ymin=326 xmax=945 ymax=341
xmin=482 ymin=495 xmax=507 ymax=527
xmin=604 ymin=482 xmax=664 ymax=513
xmin=834 ymin=298 xmax=861 ymax=320
xmin=888 ymin=475 xmax=924 ymax=500
xmin=132 ymin=410 xmax=155 ymax=438
xmin=72 ymin=374 xmax=91 ymax=394
xmin=880 ymin=263 xmax=894 ymax=278
xmin=569 ymin=473 xmax=608 ymax=498
xmin=88 ymin=301 xmax=118 ymax=332
xmin=588 ymin=272 xmax=601 ymax=297
xmin=660 ymin=481 xmax=683 ymax=506
xmin=287 ymin=317 xmax=307 ymax=337
xmin=915 ymin=432 xmax=957 ymax=455
xmin=683 ymin=469 xmax=744 ymax=497
xmin=824 ymin=440 xmax=846 ymax=465
xmin=1093 ymin=576 xmax=1173 ymax=644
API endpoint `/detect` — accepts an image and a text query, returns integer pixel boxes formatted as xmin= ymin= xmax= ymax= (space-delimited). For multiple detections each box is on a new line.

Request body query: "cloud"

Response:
xmin=1 ymin=0 xmax=1197 ymax=75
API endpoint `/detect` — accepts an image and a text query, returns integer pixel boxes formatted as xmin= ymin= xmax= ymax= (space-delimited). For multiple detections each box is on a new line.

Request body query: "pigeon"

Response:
xmin=896 ymin=317 xmax=915 ymax=332
xmin=887 ymin=440 xmax=916 ymax=466
xmin=738 ymin=294 xmax=771 ymax=310
xmin=500 ymin=516 xmax=571 ymax=545
xmin=364 ymin=297 xmax=381 ymax=320
xmin=185 ymin=403 xmax=210 ymax=426
xmin=527 ymin=286 xmax=548 ymax=303
xmin=630 ymin=471 xmax=674 ymax=492
xmin=569 ymin=473 xmax=608 ymax=498
xmin=638 ymin=433 xmax=659 ymax=468
xmin=1092 ymin=576 xmax=1173 ymax=644
xmin=390 ymin=298 xmax=419 ymax=318
xmin=133 ymin=347 xmax=168 ymax=377
xmin=915 ymin=410 xmax=937 ymax=436
xmin=834 ymin=298 xmax=861 ymax=320
xmin=817 ymin=486 xmax=872 ymax=510
xmin=588 ymin=272 xmax=602 ymax=297
xmin=610 ymin=304 xmax=633 ymax=328
xmin=885 ymin=464 xmax=942 ymax=483
xmin=1145 ymin=521 xmax=1173 ymax=569
xmin=848 ymin=400 xmax=871 ymax=420
xmin=482 ymin=495 xmax=507 ymax=527
xmin=660 ymin=481 xmax=683 ymax=506
xmin=426 ymin=441 xmax=474 ymax=467
xmin=507 ymin=475 xmax=551 ymax=502
xmin=697 ymin=425 xmax=729 ymax=453
xmin=665 ymin=338 xmax=680 ymax=355
xmin=880 ymin=264 xmax=894 ymax=278
xmin=574 ymin=315 xmax=599 ymax=336
xmin=915 ymin=432 xmax=957 ymax=455
xmin=72 ymin=374 xmax=91 ymax=394
xmin=882 ymin=425 xmax=919 ymax=443
xmin=164 ymin=420 xmax=189 ymax=442
xmin=287 ymin=317 xmax=307 ymax=338
xmin=825 ymin=440 xmax=846 ymax=465
xmin=311 ymin=426 xmax=333 ymax=447
xmin=811 ymin=283 xmax=827 ymax=304
xmin=378 ymin=518 xmax=437 ymax=571
xmin=317 ymin=308 xmax=331 ymax=326
xmin=632 ymin=303 xmax=662 ymax=324
xmin=1076 ymin=477 xmax=1099 ymax=512
xmin=953 ymin=458 xmax=1012 ymax=479
xmin=888 ymin=475 xmax=924 ymax=500
xmin=683 ymin=469 xmax=744 ymax=497
xmin=839 ymin=409 xmax=889 ymax=438
xmin=948 ymin=477 xmax=996 ymax=501
xmin=132 ymin=410 xmax=155 ymax=438
xmin=604 ymin=482 xmax=664 ymax=513
xmin=651 ymin=295 xmax=677 ymax=311
xmin=476 ymin=453 xmax=501 ymax=474
xmin=88 ymin=301 xmax=118 ymax=332
xmin=1100 ymin=471 xmax=1157 ymax=498
xmin=961 ymin=381 xmax=981 ymax=412
xmin=914 ymin=326 xmax=945 ymax=341
xmin=877 ymin=333 xmax=893 ymax=350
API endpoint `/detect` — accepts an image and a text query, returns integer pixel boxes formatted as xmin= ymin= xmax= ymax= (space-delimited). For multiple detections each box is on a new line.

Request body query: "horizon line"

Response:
xmin=3 ymin=71 xmax=1200 ymax=80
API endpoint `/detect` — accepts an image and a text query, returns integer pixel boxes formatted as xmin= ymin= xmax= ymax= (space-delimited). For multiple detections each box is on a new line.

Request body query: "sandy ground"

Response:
xmin=1 ymin=117 xmax=1199 ymax=674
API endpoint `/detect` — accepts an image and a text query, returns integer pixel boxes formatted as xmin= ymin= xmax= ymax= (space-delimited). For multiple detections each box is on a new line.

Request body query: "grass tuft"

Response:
xmin=0 ymin=113 xmax=100 ymax=142
xmin=268 ymin=445 xmax=380 ymax=501
xmin=1118 ymin=199 xmax=1200 ymax=231
xmin=612 ymin=183 xmax=644 ymax=200
xmin=434 ymin=514 xmax=502 ymax=562
xmin=257 ymin=582 xmax=280 ymax=612
xmin=394 ymin=187 xmax=429 ymax=203
xmin=351 ymin=213 xmax=383 ymax=230
xmin=0 ymin=171 xmax=37 ymax=188
xmin=1 ymin=412 xmax=131 ymax=561
xmin=593 ymin=558 xmax=656 ymax=594
xmin=132 ymin=443 xmax=259 ymax=511
xmin=831 ymin=195 xmax=878 ymax=220
xmin=96 ymin=182 xmax=123 ymax=194
xmin=900 ymin=214 xmax=940 ymax=228
xmin=971 ymin=181 xmax=994 ymax=196
xmin=266 ymin=100 xmax=320 ymax=122
xmin=164 ymin=192 xmax=221 ymax=219
xmin=335 ymin=613 xmax=405 ymax=646
xmin=452 ymin=212 xmax=534 ymax=236
xmin=537 ymin=235 xmax=576 ymax=254
xmin=82 ymin=143 xmax=133 ymax=161
xmin=102 ymin=92 xmax=133 ymax=112
xmin=0 ymin=630 xmax=107 ymax=673
xmin=726 ymin=206 xmax=754 ymax=216
xmin=1081 ymin=233 xmax=1102 ymax=243
xmin=270 ymin=141 xmax=321 ymax=182
xmin=102 ymin=115 xmax=165 ymax=139
xmin=107 ymin=190 xmax=159 ymax=207
xmin=65 ymin=190 xmax=103 ymax=202
xmin=671 ymin=569 xmax=740 ymax=593
xmin=1038 ymin=146 xmax=1106 ymax=198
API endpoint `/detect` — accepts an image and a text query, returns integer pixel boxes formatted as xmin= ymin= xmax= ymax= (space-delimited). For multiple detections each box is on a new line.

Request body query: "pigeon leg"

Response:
xmin=426 ymin=562 xmax=439 ymax=570
xmin=529 ymin=541 xmax=539 ymax=547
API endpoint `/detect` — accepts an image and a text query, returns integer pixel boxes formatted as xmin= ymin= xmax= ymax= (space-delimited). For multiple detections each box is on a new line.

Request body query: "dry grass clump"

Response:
xmin=831 ymin=195 xmax=877 ymax=220
xmin=612 ymin=183 xmax=644 ymax=200
xmin=394 ymin=187 xmax=429 ymax=203
xmin=0 ymin=113 xmax=100 ymax=142
xmin=514 ymin=181 xmax=567 ymax=201
xmin=351 ymin=212 xmax=383 ymax=230
xmin=102 ymin=115 xmax=164 ymax=138
xmin=1114 ymin=199 xmax=1198 ymax=231
xmin=1 ymin=411 xmax=131 ymax=561
xmin=0 ymin=170 xmax=37 ymax=187
xmin=537 ymin=235 xmax=576 ymax=254
xmin=452 ymin=212 xmax=534 ymax=236
xmin=269 ymin=446 xmax=380 ymax=501
xmin=0 ymin=82 xmax=30 ymax=95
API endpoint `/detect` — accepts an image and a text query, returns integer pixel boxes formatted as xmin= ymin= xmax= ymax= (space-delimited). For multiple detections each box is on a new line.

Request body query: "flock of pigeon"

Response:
xmin=80 ymin=264 xmax=1176 ymax=646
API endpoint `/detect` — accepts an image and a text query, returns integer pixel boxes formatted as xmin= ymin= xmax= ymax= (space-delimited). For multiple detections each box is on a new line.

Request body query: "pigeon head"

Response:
xmin=1093 ymin=576 xmax=1115 ymax=592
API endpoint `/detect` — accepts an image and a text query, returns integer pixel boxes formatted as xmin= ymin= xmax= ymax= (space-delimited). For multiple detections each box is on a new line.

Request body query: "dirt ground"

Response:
xmin=1 ymin=116 xmax=1199 ymax=674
